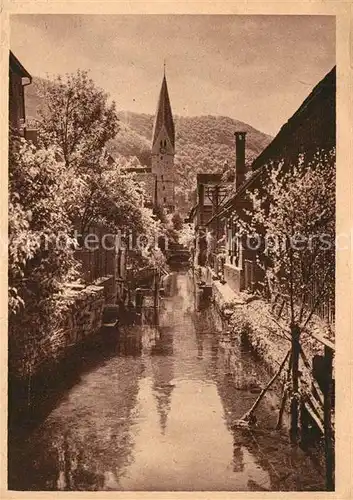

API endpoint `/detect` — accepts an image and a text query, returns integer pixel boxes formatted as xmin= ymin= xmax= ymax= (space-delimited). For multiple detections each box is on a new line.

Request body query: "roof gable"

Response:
xmin=9 ymin=51 xmax=32 ymax=79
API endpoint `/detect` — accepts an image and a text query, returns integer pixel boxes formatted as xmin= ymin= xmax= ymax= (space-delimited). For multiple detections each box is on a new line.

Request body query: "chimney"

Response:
xmin=234 ymin=131 xmax=246 ymax=191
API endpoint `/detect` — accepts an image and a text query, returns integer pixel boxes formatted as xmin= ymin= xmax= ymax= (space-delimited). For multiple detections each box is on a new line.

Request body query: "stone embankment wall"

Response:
xmin=11 ymin=276 xmax=115 ymax=383
xmin=9 ymin=277 xmax=115 ymax=426
xmin=211 ymin=278 xmax=326 ymax=381
xmin=49 ymin=283 xmax=105 ymax=354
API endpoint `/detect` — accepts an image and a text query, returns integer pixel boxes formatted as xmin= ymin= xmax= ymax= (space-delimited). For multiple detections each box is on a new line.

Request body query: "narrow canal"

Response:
xmin=9 ymin=271 xmax=325 ymax=491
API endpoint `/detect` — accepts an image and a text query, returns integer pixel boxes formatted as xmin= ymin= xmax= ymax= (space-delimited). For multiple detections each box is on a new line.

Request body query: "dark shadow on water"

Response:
xmin=8 ymin=326 xmax=141 ymax=440
xmin=8 ymin=325 xmax=145 ymax=490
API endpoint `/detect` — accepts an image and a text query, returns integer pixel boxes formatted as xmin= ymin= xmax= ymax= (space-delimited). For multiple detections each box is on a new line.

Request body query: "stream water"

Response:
xmin=8 ymin=271 xmax=325 ymax=491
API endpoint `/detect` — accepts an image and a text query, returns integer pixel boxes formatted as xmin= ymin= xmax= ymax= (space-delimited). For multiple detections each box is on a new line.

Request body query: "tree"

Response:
xmin=36 ymin=71 xmax=121 ymax=236
xmin=178 ymin=223 xmax=195 ymax=252
xmin=248 ymin=150 xmax=335 ymax=332
xmin=8 ymin=72 xmax=164 ymax=384
xmin=238 ymin=149 xmax=335 ymax=444
xmin=73 ymin=156 xmax=147 ymax=236
xmin=171 ymin=211 xmax=184 ymax=231
xmin=35 ymin=71 xmax=162 ymax=248
xmin=37 ymin=70 xmax=119 ymax=172
xmin=8 ymin=134 xmax=78 ymax=378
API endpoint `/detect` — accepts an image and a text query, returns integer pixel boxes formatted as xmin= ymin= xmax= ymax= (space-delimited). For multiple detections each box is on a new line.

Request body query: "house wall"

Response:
xmin=196 ymin=174 xmax=230 ymax=232
xmin=9 ymin=69 xmax=25 ymax=132
xmin=221 ymin=67 xmax=336 ymax=296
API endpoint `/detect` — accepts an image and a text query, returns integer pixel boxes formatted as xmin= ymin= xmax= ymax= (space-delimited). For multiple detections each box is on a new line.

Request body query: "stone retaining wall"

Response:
xmin=93 ymin=275 xmax=115 ymax=303
xmin=52 ymin=283 xmax=105 ymax=349
xmin=223 ymin=263 xmax=244 ymax=292
xmin=8 ymin=279 xmax=118 ymax=428
xmin=211 ymin=277 xmax=325 ymax=379
xmin=11 ymin=282 xmax=106 ymax=382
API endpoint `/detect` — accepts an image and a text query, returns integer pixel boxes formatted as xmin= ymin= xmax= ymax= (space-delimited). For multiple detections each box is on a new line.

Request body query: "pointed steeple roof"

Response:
xmin=152 ymin=74 xmax=175 ymax=149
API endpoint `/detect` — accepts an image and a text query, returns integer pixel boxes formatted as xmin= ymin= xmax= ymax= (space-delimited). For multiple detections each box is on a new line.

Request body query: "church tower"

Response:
xmin=151 ymin=70 xmax=175 ymax=211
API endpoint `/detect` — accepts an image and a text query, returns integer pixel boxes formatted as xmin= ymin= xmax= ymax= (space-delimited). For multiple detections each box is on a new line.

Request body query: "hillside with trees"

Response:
xmin=113 ymin=112 xmax=272 ymax=212
xmin=25 ymin=79 xmax=272 ymax=213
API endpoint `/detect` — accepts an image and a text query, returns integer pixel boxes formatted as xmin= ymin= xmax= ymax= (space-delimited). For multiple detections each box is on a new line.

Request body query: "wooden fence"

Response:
xmin=270 ymin=289 xmax=335 ymax=489
xmin=73 ymin=223 xmax=128 ymax=304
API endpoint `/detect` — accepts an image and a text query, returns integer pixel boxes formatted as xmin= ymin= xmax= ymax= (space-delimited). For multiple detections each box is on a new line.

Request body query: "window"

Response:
xmin=164 ymin=197 xmax=167 ymax=204
xmin=160 ymin=139 xmax=166 ymax=154
xmin=228 ymin=222 xmax=243 ymax=269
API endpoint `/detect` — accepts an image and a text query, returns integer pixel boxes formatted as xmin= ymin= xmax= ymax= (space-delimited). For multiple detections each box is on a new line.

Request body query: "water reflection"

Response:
xmin=151 ymin=326 xmax=175 ymax=435
xmin=9 ymin=271 xmax=324 ymax=491
xmin=116 ymin=327 xmax=143 ymax=357
xmin=9 ymin=330 xmax=145 ymax=490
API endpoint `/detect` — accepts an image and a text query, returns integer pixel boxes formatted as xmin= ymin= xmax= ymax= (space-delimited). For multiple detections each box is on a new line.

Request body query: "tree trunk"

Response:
xmin=276 ymin=351 xmax=292 ymax=429
xmin=299 ymin=398 xmax=309 ymax=450
xmin=290 ymin=324 xmax=301 ymax=444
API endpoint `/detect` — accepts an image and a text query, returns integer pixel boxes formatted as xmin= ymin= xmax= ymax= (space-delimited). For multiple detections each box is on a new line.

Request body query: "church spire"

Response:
xmin=151 ymin=71 xmax=175 ymax=150
xmin=150 ymin=67 xmax=176 ymax=211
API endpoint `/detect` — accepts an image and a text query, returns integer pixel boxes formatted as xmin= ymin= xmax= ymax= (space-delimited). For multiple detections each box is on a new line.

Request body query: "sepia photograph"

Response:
xmin=7 ymin=12 xmax=339 ymax=492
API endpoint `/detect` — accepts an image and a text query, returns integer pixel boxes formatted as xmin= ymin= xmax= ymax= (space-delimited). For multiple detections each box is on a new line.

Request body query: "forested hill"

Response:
xmin=110 ymin=111 xmax=272 ymax=211
xmin=112 ymin=111 xmax=272 ymax=168
xmin=25 ymin=79 xmax=272 ymax=212
xmin=115 ymin=111 xmax=271 ymax=159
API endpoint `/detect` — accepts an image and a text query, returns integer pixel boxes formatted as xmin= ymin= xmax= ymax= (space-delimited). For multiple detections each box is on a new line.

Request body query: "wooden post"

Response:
xmin=154 ymin=176 xmax=158 ymax=207
xmin=276 ymin=351 xmax=292 ymax=430
xmin=290 ymin=324 xmax=301 ymax=444
xmin=214 ymin=185 xmax=219 ymax=242
xmin=324 ymin=345 xmax=334 ymax=490
xmin=299 ymin=398 xmax=309 ymax=451
xmin=240 ymin=349 xmax=290 ymax=424
xmin=112 ymin=246 xmax=118 ymax=304
xmin=153 ymin=268 xmax=159 ymax=325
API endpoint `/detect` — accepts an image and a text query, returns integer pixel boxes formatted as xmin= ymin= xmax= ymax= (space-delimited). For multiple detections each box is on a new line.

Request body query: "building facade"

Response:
xmin=206 ymin=66 xmax=336 ymax=315
xmin=9 ymin=51 xmax=32 ymax=135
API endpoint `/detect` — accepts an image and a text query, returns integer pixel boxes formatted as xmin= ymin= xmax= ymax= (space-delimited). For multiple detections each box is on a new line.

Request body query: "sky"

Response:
xmin=10 ymin=15 xmax=335 ymax=136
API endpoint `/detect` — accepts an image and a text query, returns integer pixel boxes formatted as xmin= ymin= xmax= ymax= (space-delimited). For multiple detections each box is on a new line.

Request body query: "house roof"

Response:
xmin=9 ymin=51 xmax=32 ymax=80
xmin=251 ymin=66 xmax=336 ymax=172
xmin=206 ymin=66 xmax=336 ymax=226
xmin=151 ymin=75 xmax=175 ymax=148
